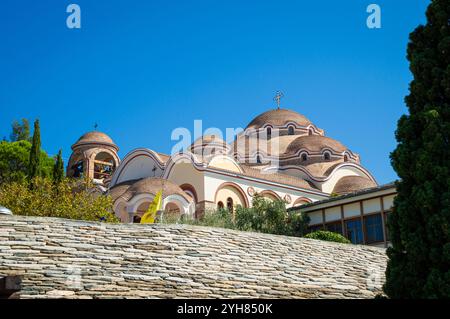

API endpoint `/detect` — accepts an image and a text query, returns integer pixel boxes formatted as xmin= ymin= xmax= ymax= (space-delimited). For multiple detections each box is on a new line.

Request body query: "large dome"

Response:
xmin=246 ymin=108 xmax=312 ymax=129
xmin=72 ymin=131 xmax=118 ymax=150
xmin=285 ymin=135 xmax=347 ymax=154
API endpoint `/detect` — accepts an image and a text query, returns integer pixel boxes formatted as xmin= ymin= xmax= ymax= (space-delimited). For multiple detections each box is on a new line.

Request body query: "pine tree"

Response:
xmin=384 ymin=0 xmax=450 ymax=298
xmin=28 ymin=119 xmax=41 ymax=183
xmin=10 ymin=118 xmax=30 ymax=142
xmin=53 ymin=149 xmax=64 ymax=184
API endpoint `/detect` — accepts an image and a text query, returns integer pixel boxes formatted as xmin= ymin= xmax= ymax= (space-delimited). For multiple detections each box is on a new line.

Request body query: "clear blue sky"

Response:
xmin=0 ymin=0 xmax=430 ymax=184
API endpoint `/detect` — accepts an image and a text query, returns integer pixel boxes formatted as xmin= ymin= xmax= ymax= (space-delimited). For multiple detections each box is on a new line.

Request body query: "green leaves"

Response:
xmin=0 ymin=177 xmax=118 ymax=223
xmin=304 ymin=231 xmax=351 ymax=244
xmin=384 ymin=0 xmax=450 ymax=299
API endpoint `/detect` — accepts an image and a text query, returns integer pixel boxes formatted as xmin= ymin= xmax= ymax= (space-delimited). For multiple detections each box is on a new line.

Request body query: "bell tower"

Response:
xmin=67 ymin=131 xmax=120 ymax=186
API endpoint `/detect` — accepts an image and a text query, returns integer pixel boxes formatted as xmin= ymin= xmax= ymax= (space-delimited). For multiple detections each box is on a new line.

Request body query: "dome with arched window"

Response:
xmin=246 ymin=108 xmax=312 ymax=130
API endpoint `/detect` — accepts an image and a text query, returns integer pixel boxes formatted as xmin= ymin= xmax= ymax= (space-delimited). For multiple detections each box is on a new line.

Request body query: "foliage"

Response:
xmin=0 ymin=177 xmax=118 ymax=223
xmin=0 ymin=140 xmax=54 ymax=184
xmin=10 ymin=118 xmax=30 ymax=142
xmin=53 ymin=149 xmax=65 ymax=185
xmin=304 ymin=230 xmax=351 ymax=244
xmin=28 ymin=119 xmax=41 ymax=182
xmin=163 ymin=194 xmax=310 ymax=238
xmin=384 ymin=0 xmax=450 ymax=298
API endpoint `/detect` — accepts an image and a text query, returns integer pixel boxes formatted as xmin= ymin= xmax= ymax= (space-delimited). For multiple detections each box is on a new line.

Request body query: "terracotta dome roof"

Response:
xmin=285 ymin=135 xmax=347 ymax=154
xmin=110 ymin=178 xmax=193 ymax=203
xmin=72 ymin=131 xmax=118 ymax=150
xmin=332 ymin=176 xmax=377 ymax=195
xmin=189 ymin=135 xmax=230 ymax=152
xmin=246 ymin=109 xmax=312 ymax=129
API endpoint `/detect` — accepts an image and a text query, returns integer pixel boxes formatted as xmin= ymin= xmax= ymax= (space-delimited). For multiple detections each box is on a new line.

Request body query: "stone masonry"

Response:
xmin=0 ymin=215 xmax=387 ymax=299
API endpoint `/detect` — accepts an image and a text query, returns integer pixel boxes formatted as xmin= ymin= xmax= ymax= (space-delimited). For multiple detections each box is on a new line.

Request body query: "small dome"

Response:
xmin=110 ymin=177 xmax=193 ymax=203
xmin=286 ymin=135 xmax=347 ymax=154
xmin=189 ymin=135 xmax=230 ymax=153
xmin=72 ymin=131 xmax=118 ymax=150
xmin=332 ymin=176 xmax=377 ymax=195
xmin=246 ymin=108 xmax=312 ymax=129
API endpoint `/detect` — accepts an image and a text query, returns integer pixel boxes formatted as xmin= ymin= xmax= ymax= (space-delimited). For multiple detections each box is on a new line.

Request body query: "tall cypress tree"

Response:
xmin=28 ymin=119 xmax=41 ymax=182
xmin=384 ymin=0 xmax=450 ymax=298
xmin=53 ymin=149 xmax=64 ymax=184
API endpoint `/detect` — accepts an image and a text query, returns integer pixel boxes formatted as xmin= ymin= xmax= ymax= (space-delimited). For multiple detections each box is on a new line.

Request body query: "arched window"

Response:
xmin=308 ymin=128 xmax=313 ymax=136
xmin=324 ymin=152 xmax=331 ymax=161
xmin=217 ymin=201 xmax=224 ymax=210
xmin=266 ymin=127 xmax=272 ymax=139
xmin=256 ymin=155 xmax=262 ymax=164
xmin=226 ymin=197 xmax=234 ymax=213
xmin=344 ymin=155 xmax=349 ymax=162
xmin=288 ymin=126 xmax=295 ymax=135
xmin=301 ymin=153 xmax=308 ymax=162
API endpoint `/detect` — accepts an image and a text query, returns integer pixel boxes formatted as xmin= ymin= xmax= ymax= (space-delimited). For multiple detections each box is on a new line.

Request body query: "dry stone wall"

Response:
xmin=0 ymin=216 xmax=387 ymax=299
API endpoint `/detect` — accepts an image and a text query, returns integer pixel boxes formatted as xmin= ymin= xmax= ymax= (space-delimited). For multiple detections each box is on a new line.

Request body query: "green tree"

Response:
xmin=235 ymin=194 xmax=309 ymax=236
xmin=0 ymin=177 xmax=118 ymax=223
xmin=0 ymin=140 xmax=53 ymax=184
xmin=53 ymin=149 xmax=64 ymax=185
xmin=10 ymin=118 xmax=30 ymax=142
xmin=384 ymin=0 xmax=450 ymax=298
xmin=28 ymin=119 xmax=41 ymax=182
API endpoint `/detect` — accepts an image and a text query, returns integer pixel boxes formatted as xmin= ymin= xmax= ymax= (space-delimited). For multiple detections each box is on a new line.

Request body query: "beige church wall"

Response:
xmin=166 ymin=162 xmax=205 ymax=202
xmin=363 ymin=198 xmax=381 ymax=214
xmin=111 ymin=150 xmax=164 ymax=186
xmin=204 ymin=172 xmax=327 ymax=210
xmin=343 ymin=202 xmax=361 ymax=218
xmin=321 ymin=166 xmax=372 ymax=194
xmin=215 ymin=185 xmax=248 ymax=209
xmin=324 ymin=206 xmax=341 ymax=222
xmin=309 ymin=211 xmax=323 ymax=225
xmin=383 ymin=194 xmax=396 ymax=210
xmin=208 ymin=156 xmax=242 ymax=173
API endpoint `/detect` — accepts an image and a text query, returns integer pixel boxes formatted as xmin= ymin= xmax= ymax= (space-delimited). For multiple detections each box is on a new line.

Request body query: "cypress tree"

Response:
xmin=28 ymin=119 xmax=41 ymax=182
xmin=384 ymin=0 xmax=450 ymax=298
xmin=53 ymin=149 xmax=64 ymax=185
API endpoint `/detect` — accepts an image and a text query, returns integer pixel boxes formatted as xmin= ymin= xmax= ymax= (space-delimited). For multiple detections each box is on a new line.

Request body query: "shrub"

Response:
xmin=165 ymin=194 xmax=310 ymax=238
xmin=304 ymin=230 xmax=351 ymax=244
xmin=0 ymin=177 xmax=118 ymax=223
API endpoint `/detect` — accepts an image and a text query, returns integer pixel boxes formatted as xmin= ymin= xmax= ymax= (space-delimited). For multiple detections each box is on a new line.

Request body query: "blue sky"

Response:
xmin=0 ymin=0 xmax=430 ymax=184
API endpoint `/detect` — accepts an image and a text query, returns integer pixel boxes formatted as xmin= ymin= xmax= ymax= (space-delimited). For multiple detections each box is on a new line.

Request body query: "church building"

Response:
xmin=67 ymin=102 xmax=383 ymax=230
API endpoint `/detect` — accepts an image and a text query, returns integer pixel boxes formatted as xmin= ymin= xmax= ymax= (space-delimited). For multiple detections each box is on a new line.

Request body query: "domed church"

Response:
xmin=68 ymin=104 xmax=377 ymax=223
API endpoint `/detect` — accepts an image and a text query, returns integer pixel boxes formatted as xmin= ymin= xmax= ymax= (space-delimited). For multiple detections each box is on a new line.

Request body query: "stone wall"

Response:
xmin=0 ymin=216 xmax=387 ymax=299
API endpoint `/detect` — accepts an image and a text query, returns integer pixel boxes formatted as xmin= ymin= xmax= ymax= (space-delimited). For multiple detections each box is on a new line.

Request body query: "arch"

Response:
xmin=323 ymin=151 xmax=331 ymax=161
xmin=260 ymin=190 xmax=282 ymax=201
xmin=93 ymin=151 xmax=117 ymax=180
xmin=110 ymin=148 xmax=167 ymax=187
xmin=214 ymin=182 xmax=249 ymax=209
xmin=288 ymin=125 xmax=295 ymax=135
xmin=266 ymin=127 xmax=272 ymax=139
xmin=179 ymin=183 xmax=198 ymax=203
xmin=226 ymin=197 xmax=234 ymax=212
xmin=217 ymin=201 xmax=224 ymax=209
xmin=207 ymin=155 xmax=243 ymax=173
xmin=300 ymin=152 xmax=308 ymax=162
xmin=293 ymin=197 xmax=313 ymax=206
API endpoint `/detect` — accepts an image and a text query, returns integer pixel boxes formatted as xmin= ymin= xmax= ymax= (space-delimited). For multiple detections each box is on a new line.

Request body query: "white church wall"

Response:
xmin=324 ymin=206 xmax=341 ymax=222
xmin=343 ymin=202 xmax=361 ymax=218
xmin=363 ymin=198 xmax=381 ymax=214
xmin=111 ymin=149 xmax=165 ymax=186
xmin=166 ymin=162 xmax=205 ymax=202
xmin=383 ymin=194 xmax=396 ymax=210
xmin=309 ymin=211 xmax=323 ymax=225
xmin=321 ymin=165 xmax=372 ymax=194
xmin=204 ymin=171 xmax=328 ymax=209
